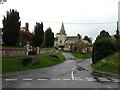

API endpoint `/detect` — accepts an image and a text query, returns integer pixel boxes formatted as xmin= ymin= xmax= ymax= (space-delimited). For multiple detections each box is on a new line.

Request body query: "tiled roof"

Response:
xmin=65 ymin=40 xmax=77 ymax=44
xmin=82 ymin=40 xmax=92 ymax=45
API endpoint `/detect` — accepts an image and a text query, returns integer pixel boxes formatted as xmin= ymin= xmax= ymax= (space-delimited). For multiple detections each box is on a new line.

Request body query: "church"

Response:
xmin=54 ymin=23 xmax=93 ymax=52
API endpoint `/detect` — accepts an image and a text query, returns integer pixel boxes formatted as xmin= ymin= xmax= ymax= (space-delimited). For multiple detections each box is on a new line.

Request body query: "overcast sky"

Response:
xmin=0 ymin=0 xmax=120 ymax=41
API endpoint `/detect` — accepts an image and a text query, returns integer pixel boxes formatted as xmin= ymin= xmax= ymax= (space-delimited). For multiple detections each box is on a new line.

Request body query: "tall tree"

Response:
xmin=45 ymin=27 xmax=54 ymax=47
xmin=92 ymin=30 xmax=115 ymax=64
xmin=96 ymin=30 xmax=111 ymax=40
xmin=116 ymin=22 xmax=120 ymax=51
xmin=50 ymin=32 xmax=54 ymax=47
xmin=34 ymin=22 xmax=44 ymax=47
xmin=83 ymin=36 xmax=92 ymax=44
xmin=2 ymin=9 xmax=21 ymax=46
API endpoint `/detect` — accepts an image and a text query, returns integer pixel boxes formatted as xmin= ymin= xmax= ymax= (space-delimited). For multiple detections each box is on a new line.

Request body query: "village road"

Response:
xmin=2 ymin=52 xmax=119 ymax=89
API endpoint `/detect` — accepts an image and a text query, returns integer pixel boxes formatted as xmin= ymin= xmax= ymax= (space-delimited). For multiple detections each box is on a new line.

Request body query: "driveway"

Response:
xmin=2 ymin=52 xmax=119 ymax=88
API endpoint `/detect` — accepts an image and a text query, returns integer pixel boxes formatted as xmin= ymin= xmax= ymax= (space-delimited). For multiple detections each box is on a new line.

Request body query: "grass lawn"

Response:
xmin=91 ymin=52 xmax=120 ymax=73
xmin=2 ymin=52 xmax=66 ymax=73
xmin=72 ymin=53 xmax=91 ymax=59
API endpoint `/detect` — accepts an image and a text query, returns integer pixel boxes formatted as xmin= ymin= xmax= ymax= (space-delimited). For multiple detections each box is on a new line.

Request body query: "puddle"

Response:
xmin=68 ymin=58 xmax=76 ymax=60
xmin=38 ymin=77 xmax=50 ymax=79
xmin=91 ymin=71 xmax=114 ymax=83
xmin=75 ymin=60 xmax=82 ymax=63
xmin=77 ymin=66 xmax=86 ymax=71
xmin=91 ymin=71 xmax=113 ymax=77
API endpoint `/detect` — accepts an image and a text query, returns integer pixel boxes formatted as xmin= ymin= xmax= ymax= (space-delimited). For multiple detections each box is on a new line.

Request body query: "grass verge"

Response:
xmin=91 ymin=52 xmax=120 ymax=73
xmin=72 ymin=53 xmax=91 ymax=59
xmin=2 ymin=52 xmax=66 ymax=73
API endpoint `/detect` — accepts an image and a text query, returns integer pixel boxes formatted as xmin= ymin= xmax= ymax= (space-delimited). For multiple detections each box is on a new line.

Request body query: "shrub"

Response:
xmin=92 ymin=38 xmax=116 ymax=64
xmin=22 ymin=57 xmax=39 ymax=66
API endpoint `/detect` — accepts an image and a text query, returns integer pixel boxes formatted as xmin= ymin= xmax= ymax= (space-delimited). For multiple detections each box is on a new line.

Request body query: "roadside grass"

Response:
xmin=2 ymin=52 xmax=66 ymax=73
xmin=72 ymin=53 xmax=91 ymax=59
xmin=91 ymin=52 xmax=120 ymax=73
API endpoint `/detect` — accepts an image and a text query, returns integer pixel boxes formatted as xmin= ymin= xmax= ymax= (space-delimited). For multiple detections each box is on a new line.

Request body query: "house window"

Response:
xmin=60 ymin=40 xmax=62 ymax=44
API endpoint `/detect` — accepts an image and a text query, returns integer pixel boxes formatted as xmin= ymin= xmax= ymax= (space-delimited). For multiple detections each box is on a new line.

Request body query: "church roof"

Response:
xmin=65 ymin=40 xmax=77 ymax=44
xmin=66 ymin=36 xmax=77 ymax=40
xmin=59 ymin=23 xmax=66 ymax=34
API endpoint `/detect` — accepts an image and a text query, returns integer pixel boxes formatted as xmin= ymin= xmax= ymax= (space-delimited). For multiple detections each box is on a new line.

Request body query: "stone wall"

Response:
xmin=1 ymin=48 xmax=27 ymax=57
xmin=1 ymin=48 xmax=56 ymax=57
xmin=39 ymin=49 xmax=56 ymax=55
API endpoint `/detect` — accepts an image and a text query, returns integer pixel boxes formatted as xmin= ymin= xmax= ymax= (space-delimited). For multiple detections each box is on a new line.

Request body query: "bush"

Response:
xmin=92 ymin=38 xmax=116 ymax=64
xmin=22 ymin=57 xmax=39 ymax=66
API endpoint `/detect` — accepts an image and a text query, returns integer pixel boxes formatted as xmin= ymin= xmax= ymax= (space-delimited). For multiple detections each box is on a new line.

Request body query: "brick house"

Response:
xmin=18 ymin=23 xmax=34 ymax=46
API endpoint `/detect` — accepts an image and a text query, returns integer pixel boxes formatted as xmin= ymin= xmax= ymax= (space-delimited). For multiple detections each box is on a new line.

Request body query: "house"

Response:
xmin=54 ymin=23 xmax=93 ymax=53
xmin=81 ymin=40 xmax=93 ymax=54
xmin=18 ymin=23 xmax=34 ymax=46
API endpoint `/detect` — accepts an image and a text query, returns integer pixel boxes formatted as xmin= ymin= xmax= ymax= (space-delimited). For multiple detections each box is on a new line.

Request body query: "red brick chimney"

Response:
xmin=25 ymin=23 xmax=29 ymax=31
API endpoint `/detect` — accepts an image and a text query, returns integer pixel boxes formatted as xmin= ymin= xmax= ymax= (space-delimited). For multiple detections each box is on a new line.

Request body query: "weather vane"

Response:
xmin=0 ymin=0 xmax=7 ymax=4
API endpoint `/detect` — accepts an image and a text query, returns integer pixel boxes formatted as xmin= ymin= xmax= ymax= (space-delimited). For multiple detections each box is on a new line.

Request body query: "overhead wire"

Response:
xmin=0 ymin=13 xmax=117 ymax=25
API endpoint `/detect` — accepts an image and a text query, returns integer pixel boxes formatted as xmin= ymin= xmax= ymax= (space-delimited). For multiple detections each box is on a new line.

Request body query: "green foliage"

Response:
xmin=2 ymin=9 xmax=21 ymax=46
xmin=72 ymin=53 xmax=91 ymax=59
xmin=92 ymin=30 xmax=115 ymax=64
xmin=115 ymin=25 xmax=120 ymax=51
xmin=45 ymin=27 xmax=54 ymax=47
xmin=22 ymin=57 xmax=39 ymax=66
xmin=34 ymin=22 xmax=44 ymax=47
xmin=74 ymin=40 xmax=86 ymax=52
xmin=83 ymin=36 xmax=92 ymax=44
xmin=91 ymin=52 xmax=120 ymax=73
xmin=92 ymin=38 xmax=116 ymax=64
xmin=96 ymin=30 xmax=111 ymax=40
xmin=2 ymin=52 xmax=66 ymax=73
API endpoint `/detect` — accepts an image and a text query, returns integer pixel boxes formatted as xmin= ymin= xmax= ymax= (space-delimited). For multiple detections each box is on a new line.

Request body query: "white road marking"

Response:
xmin=74 ymin=79 xmax=83 ymax=80
xmin=98 ymin=78 xmax=107 ymax=79
xmin=74 ymin=77 xmax=83 ymax=80
xmin=72 ymin=66 xmax=76 ymax=71
xmin=86 ymin=78 xmax=96 ymax=81
xmin=5 ymin=77 xmax=119 ymax=83
xmin=112 ymin=79 xmax=120 ymax=82
xmin=23 ymin=78 xmax=33 ymax=81
xmin=62 ymin=79 xmax=71 ymax=80
xmin=98 ymin=78 xmax=111 ymax=82
xmin=71 ymin=66 xmax=76 ymax=80
xmin=51 ymin=79 xmax=61 ymax=80
xmin=37 ymin=79 xmax=48 ymax=80
xmin=6 ymin=79 xmax=17 ymax=81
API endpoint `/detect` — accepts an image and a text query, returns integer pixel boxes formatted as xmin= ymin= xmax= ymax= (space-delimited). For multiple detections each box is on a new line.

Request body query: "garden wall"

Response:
xmin=39 ymin=49 xmax=56 ymax=55
xmin=1 ymin=48 xmax=27 ymax=57
xmin=1 ymin=48 xmax=56 ymax=57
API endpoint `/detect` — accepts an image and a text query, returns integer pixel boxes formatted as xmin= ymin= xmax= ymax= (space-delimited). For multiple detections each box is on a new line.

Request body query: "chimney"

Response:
xmin=25 ymin=23 xmax=29 ymax=31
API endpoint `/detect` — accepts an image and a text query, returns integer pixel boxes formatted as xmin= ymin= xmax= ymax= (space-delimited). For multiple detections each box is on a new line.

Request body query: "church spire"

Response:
xmin=59 ymin=22 xmax=66 ymax=34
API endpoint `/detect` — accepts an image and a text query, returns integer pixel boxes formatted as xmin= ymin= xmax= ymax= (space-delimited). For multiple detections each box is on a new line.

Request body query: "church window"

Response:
xmin=60 ymin=40 xmax=62 ymax=44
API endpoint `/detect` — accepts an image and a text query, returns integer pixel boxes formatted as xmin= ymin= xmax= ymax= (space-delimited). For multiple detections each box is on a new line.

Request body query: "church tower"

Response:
xmin=55 ymin=23 xmax=67 ymax=46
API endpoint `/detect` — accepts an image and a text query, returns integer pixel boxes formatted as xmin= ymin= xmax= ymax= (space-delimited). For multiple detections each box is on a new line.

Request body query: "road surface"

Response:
xmin=2 ymin=52 xmax=119 ymax=89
